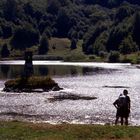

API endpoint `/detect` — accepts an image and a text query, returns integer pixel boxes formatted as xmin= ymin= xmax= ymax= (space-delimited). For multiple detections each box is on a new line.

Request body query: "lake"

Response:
xmin=0 ymin=61 xmax=140 ymax=125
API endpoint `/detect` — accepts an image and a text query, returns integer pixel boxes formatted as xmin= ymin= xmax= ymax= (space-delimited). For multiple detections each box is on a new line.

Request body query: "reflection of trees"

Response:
xmin=10 ymin=66 xmax=23 ymax=78
xmin=49 ymin=66 xmax=78 ymax=76
xmin=52 ymin=68 xmax=56 ymax=76
xmin=0 ymin=65 xmax=104 ymax=78
xmin=82 ymin=67 xmax=102 ymax=75
xmin=0 ymin=65 xmax=10 ymax=78
xmin=70 ymin=67 xmax=78 ymax=76
xmin=82 ymin=67 xmax=91 ymax=75
xmin=0 ymin=65 xmax=23 ymax=79
xmin=38 ymin=66 xmax=49 ymax=76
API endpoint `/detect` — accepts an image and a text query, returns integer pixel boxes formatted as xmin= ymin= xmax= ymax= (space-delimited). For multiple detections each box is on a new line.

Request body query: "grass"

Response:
xmin=120 ymin=53 xmax=140 ymax=64
xmin=0 ymin=121 xmax=140 ymax=140
xmin=48 ymin=38 xmax=88 ymax=61
xmin=1 ymin=37 xmax=140 ymax=63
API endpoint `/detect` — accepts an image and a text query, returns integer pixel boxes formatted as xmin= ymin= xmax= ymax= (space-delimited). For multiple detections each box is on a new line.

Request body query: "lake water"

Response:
xmin=0 ymin=61 xmax=140 ymax=125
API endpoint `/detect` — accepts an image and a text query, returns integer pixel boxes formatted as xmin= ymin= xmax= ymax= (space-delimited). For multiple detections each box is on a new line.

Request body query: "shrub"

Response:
xmin=99 ymin=51 xmax=107 ymax=58
xmin=89 ymin=55 xmax=95 ymax=60
xmin=108 ymin=51 xmax=120 ymax=62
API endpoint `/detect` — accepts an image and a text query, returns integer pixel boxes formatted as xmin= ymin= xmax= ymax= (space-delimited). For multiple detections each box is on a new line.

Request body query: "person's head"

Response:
xmin=119 ymin=94 xmax=125 ymax=99
xmin=123 ymin=89 xmax=128 ymax=95
xmin=119 ymin=94 xmax=122 ymax=97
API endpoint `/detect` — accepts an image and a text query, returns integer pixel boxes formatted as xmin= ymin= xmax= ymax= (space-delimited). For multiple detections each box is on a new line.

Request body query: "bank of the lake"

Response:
xmin=0 ymin=121 xmax=140 ymax=140
xmin=1 ymin=37 xmax=140 ymax=64
xmin=1 ymin=52 xmax=140 ymax=64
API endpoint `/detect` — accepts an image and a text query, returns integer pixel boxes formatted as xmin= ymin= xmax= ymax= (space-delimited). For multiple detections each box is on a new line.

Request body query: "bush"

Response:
xmin=89 ymin=55 xmax=95 ymax=60
xmin=108 ymin=51 xmax=120 ymax=62
xmin=99 ymin=51 xmax=107 ymax=58
xmin=136 ymin=57 xmax=140 ymax=64
xmin=121 ymin=57 xmax=132 ymax=63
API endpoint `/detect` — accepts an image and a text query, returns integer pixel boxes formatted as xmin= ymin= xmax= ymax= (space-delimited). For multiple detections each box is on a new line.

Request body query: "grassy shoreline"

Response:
xmin=1 ymin=38 xmax=140 ymax=64
xmin=0 ymin=121 xmax=140 ymax=140
xmin=1 ymin=52 xmax=140 ymax=64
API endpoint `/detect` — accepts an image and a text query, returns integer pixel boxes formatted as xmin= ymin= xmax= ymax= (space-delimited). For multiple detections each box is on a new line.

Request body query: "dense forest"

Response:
xmin=0 ymin=0 xmax=140 ymax=62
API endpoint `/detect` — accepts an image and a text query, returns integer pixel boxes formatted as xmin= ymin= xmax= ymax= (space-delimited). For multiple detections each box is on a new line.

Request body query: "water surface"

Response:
xmin=0 ymin=61 xmax=139 ymax=125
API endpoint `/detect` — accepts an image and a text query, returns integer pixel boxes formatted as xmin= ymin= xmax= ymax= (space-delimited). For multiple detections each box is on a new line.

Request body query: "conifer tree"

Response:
xmin=38 ymin=34 xmax=49 ymax=54
xmin=1 ymin=44 xmax=10 ymax=58
xmin=70 ymin=39 xmax=77 ymax=50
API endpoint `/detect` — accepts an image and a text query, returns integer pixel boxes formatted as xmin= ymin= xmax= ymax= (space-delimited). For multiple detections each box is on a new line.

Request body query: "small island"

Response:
xmin=3 ymin=76 xmax=62 ymax=92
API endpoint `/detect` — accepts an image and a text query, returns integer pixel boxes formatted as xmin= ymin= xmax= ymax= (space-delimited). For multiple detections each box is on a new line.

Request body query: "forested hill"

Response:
xmin=0 ymin=0 xmax=140 ymax=62
xmin=69 ymin=0 xmax=140 ymax=7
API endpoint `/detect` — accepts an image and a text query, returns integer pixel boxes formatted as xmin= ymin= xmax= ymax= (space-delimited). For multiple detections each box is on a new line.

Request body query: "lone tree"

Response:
xmin=24 ymin=51 xmax=33 ymax=77
xmin=38 ymin=34 xmax=49 ymax=55
xmin=11 ymin=24 xmax=39 ymax=50
xmin=1 ymin=44 xmax=10 ymax=58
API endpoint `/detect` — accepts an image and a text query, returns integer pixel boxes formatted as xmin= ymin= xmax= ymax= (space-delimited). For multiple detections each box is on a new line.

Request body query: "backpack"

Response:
xmin=118 ymin=96 xmax=125 ymax=108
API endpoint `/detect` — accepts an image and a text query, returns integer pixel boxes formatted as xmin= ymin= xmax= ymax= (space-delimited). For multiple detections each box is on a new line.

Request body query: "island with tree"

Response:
xmin=3 ymin=51 xmax=62 ymax=92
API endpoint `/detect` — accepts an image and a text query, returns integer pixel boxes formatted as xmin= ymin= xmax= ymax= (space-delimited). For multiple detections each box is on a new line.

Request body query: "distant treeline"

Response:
xmin=0 ymin=0 xmax=140 ymax=59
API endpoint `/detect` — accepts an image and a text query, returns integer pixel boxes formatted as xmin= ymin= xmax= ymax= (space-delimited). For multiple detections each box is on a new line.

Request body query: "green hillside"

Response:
xmin=0 ymin=0 xmax=140 ymax=63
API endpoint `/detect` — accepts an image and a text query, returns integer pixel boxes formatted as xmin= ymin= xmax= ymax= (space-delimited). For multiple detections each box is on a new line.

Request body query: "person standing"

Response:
xmin=113 ymin=94 xmax=125 ymax=125
xmin=123 ymin=89 xmax=131 ymax=125
xmin=113 ymin=90 xmax=131 ymax=125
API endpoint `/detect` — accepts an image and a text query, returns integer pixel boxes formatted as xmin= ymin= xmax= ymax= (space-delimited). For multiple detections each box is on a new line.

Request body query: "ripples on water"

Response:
xmin=0 ymin=61 xmax=140 ymax=125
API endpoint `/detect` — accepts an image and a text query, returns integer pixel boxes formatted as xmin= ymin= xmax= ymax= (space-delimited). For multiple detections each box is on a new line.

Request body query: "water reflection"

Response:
xmin=0 ymin=64 xmax=113 ymax=79
xmin=0 ymin=65 xmax=10 ymax=78
xmin=70 ymin=67 xmax=78 ymax=76
xmin=82 ymin=67 xmax=101 ymax=75
xmin=38 ymin=66 xmax=49 ymax=76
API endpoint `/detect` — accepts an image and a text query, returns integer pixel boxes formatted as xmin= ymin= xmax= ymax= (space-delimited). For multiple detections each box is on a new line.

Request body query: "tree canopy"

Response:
xmin=0 ymin=0 xmax=139 ymax=57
